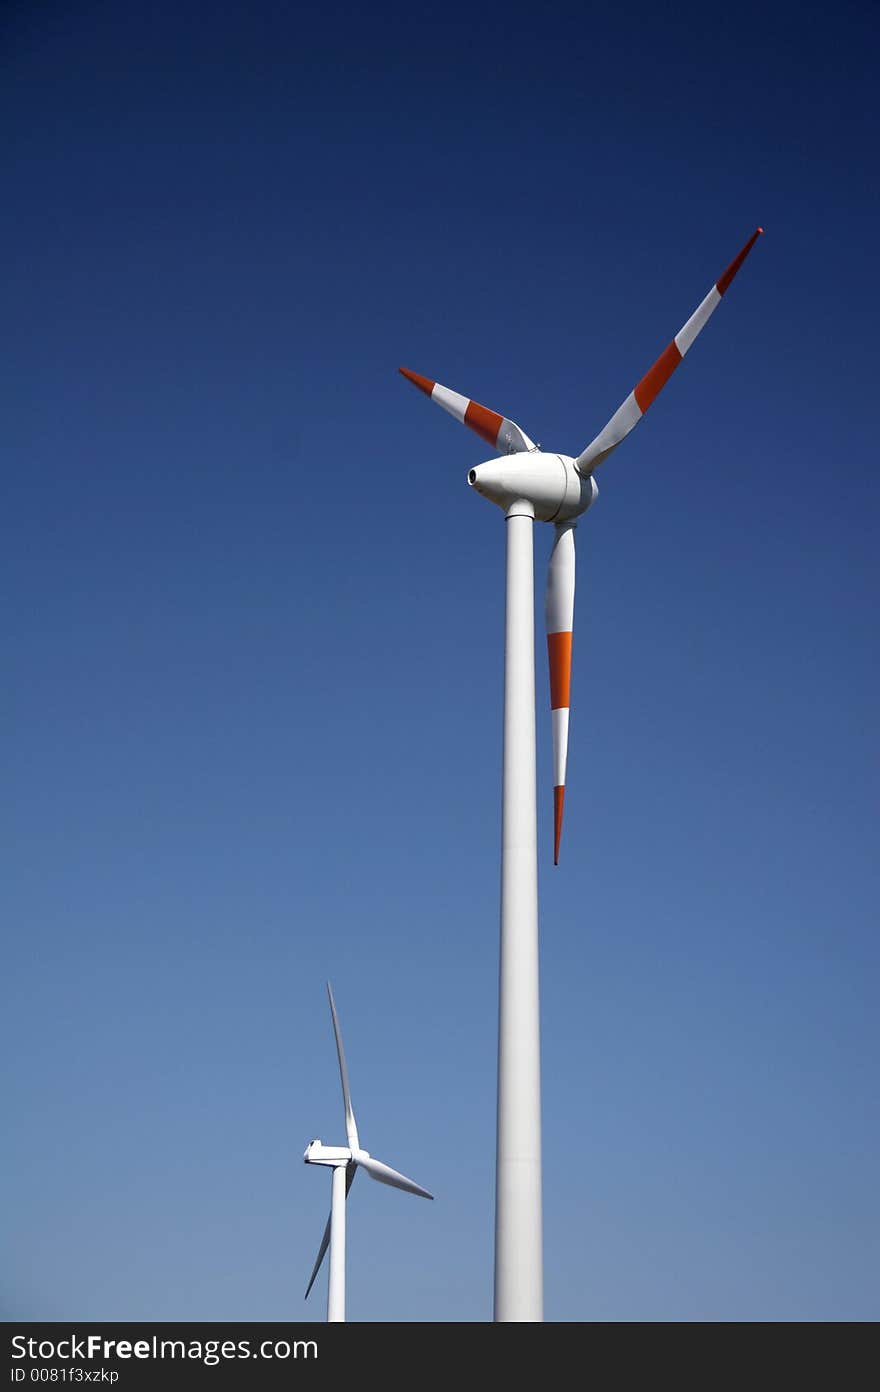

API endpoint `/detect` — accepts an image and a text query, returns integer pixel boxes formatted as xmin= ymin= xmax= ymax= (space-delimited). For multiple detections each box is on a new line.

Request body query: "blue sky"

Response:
xmin=3 ymin=0 xmax=877 ymax=1321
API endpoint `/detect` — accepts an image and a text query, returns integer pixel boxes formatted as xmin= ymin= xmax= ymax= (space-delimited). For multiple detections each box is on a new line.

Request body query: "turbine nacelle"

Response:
xmin=467 ymin=451 xmax=598 ymax=522
xmin=304 ymin=1140 xmax=351 ymax=1166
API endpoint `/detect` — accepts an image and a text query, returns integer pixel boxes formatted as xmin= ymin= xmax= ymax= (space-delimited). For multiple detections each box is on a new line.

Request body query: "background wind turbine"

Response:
xmin=303 ymin=983 xmax=433 ymax=1322
xmin=400 ymin=226 xmax=763 ymax=1321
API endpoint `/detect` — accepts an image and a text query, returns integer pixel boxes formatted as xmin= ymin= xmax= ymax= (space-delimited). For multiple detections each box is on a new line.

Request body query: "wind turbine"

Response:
xmin=400 ymin=227 xmax=763 ymax=1322
xmin=303 ymin=983 xmax=433 ymax=1322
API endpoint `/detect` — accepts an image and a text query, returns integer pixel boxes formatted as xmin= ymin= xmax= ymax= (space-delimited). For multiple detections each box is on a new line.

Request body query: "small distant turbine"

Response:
xmin=400 ymin=227 xmax=763 ymax=1320
xmin=303 ymin=983 xmax=433 ymax=1322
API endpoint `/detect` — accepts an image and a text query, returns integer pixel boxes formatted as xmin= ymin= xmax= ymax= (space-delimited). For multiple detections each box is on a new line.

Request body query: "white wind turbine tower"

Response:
xmin=303 ymin=983 xmax=433 ymax=1322
xmin=400 ymin=227 xmax=763 ymax=1322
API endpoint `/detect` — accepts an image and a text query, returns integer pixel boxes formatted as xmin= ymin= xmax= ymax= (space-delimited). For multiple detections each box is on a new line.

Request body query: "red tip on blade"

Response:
xmin=553 ymin=786 xmax=565 ymax=866
xmin=399 ymin=366 xmax=435 ymax=396
xmin=716 ymin=228 xmax=763 ymax=296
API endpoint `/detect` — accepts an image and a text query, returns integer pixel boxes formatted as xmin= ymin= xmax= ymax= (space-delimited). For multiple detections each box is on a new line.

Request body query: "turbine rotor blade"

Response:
xmin=327 ymin=983 xmax=359 ymax=1151
xmin=575 ymin=227 xmax=763 ymax=476
xmin=303 ymin=1163 xmax=357 ymax=1300
xmin=399 ymin=367 xmax=535 ymax=456
xmin=304 ymin=1212 xmax=330 ymax=1300
xmin=355 ymin=1151 xmax=433 ymax=1200
xmin=545 ymin=521 xmax=576 ymax=865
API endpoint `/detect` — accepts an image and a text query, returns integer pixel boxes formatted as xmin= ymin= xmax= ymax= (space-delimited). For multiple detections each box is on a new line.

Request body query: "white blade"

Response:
xmin=327 ymin=982 xmax=359 ymax=1150
xmin=355 ymin=1151 xmax=433 ymax=1200
xmin=575 ymin=227 xmax=763 ymax=475
xmin=304 ymin=1163 xmax=357 ymax=1300
xmin=304 ymin=1212 xmax=331 ymax=1300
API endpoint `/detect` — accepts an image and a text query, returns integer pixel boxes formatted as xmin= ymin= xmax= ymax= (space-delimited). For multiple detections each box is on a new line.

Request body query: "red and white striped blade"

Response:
xmin=399 ymin=367 xmax=535 ymax=456
xmin=575 ymin=227 xmax=763 ymax=476
xmin=545 ymin=521 xmax=576 ymax=865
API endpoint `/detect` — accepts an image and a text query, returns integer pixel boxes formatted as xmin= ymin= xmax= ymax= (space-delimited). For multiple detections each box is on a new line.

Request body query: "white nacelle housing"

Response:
xmin=304 ymin=1140 xmax=352 ymax=1166
xmin=467 ymin=451 xmax=597 ymax=523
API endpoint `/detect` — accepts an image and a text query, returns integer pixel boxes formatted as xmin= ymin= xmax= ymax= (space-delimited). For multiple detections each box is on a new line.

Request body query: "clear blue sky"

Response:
xmin=3 ymin=0 xmax=877 ymax=1322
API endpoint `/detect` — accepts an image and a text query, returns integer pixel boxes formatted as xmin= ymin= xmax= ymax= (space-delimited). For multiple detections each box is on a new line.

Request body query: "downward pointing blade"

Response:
xmin=575 ymin=227 xmax=763 ymax=475
xmin=355 ymin=1152 xmax=433 ymax=1200
xmin=304 ymin=1163 xmax=357 ymax=1300
xmin=303 ymin=1212 xmax=331 ymax=1300
xmin=545 ymin=521 xmax=576 ymax=865
xmin=327 ymin=983 xmax=359 ymax=1151
xmin=399 ymin=367 xmax=535 ymax=456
